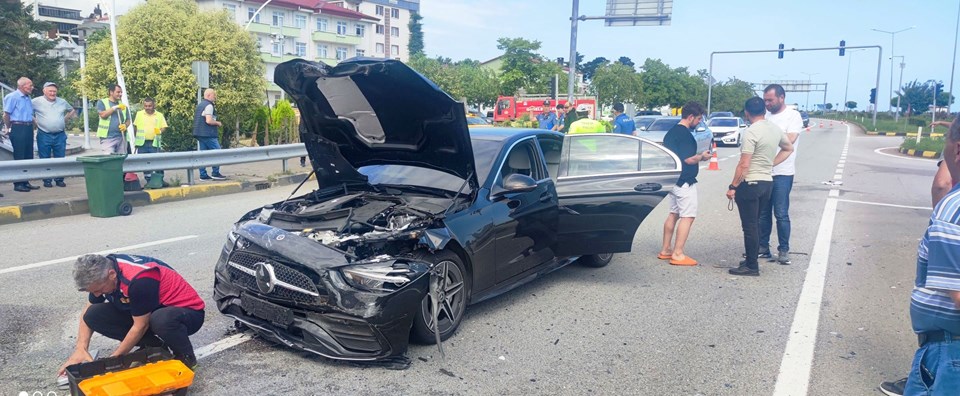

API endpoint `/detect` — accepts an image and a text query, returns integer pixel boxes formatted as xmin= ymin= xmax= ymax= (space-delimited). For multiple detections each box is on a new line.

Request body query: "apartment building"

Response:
xmin=197 ymin=0 xmax=379 ymax=103
xmin=336 ymin=0 xmax=420 ymax=62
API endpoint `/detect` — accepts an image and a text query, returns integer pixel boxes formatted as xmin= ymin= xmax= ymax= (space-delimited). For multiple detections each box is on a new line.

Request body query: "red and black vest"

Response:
xmin=106 ymin=254 xmax=205 ymax=312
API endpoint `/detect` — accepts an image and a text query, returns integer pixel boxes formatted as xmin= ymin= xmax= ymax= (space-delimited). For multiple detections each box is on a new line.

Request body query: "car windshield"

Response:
xmin=708 ymin=118 xmax=738 ymax=127
xmin=648 ymin=118 xmax=679 ymax=131
xmin=356 ymin=139 xmax=501 ymax=192
xmin=467 ymin=116 xmax=489 ymax=125
xmin=635 ymin=117 xmax=657 ymax=129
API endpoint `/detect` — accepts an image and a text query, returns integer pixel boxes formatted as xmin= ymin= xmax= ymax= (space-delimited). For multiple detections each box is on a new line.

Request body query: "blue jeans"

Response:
xmin=37 ymin=130 xmax=66 ymax=183
xmin=904 ymin=338 xmax=960 ymax=395
xmin=137 ymin=141 xmax=163 ymax=180
xmin=196 ymin=137 xmax=221 ymax=177
xmin=759 ymin=175 xmax=793 ymax=253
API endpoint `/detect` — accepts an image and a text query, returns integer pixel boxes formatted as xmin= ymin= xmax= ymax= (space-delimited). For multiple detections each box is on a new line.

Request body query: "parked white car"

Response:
xmin=707 ymin=117 xmax=745 ymax=147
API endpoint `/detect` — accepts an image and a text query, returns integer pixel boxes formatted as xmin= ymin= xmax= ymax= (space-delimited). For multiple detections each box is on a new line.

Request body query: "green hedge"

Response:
xmin=900 ymin=136 xmax=944 ymax=153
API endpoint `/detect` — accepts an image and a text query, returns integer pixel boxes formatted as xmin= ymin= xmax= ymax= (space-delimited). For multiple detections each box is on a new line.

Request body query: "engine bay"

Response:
xmin=253 ymin=191 xmax=453 ymax=261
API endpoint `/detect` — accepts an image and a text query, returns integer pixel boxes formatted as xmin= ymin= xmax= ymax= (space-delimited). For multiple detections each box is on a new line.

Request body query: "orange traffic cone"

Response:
xmin=819 ymin=121 xmax=824 ymax=128
xmin=707 ymin=143 xmax=720 ymax=171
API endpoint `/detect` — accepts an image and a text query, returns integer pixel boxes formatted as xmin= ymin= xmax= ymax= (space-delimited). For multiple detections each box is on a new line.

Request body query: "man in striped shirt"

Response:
xmin=903 ymin=118 xmax=960 ymax=394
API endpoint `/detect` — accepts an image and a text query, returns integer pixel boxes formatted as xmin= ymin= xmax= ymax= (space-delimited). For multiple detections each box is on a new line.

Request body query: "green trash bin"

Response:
xmin=77 ymin=154 xmax=133 ymax=218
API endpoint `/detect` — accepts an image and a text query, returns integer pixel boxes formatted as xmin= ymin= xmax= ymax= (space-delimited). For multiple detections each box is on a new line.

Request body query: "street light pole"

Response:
xmin=801 ymin=72 xmax=818 ymax=111
xmin=950 ymin=1 xmax=960 ymax=114
xmin=872 ymin=26 xmax=915 ymax=113
xmin=566 ymin=0 xmax=579 ymax=102
xmin=893 ymin=56 xmax=905 ymax=121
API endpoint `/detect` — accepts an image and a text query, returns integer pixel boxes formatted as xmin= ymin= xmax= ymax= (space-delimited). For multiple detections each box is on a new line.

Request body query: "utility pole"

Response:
xmin=566 ymin=0 xmax=578 ymax=102
xmin=950 ymin=2 xmax=960 ymax=114
xmin=872 ymin=26 xmax=915 ymax=112
xmin=893 ymin=56 xmax=905 ymax=121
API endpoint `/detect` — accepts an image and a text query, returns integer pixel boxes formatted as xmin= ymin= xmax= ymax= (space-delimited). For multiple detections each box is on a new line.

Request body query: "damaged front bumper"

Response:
xmin=213 ymin=224 xmax=431 ymax=361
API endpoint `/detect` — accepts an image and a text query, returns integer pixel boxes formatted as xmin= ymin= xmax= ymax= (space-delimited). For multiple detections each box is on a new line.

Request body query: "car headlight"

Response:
xmin=341 ymin=260 xmax=426 ymax=293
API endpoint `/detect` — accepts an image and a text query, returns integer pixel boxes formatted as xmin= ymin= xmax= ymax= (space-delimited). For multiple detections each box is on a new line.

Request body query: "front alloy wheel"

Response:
xmin=411 ymin=250 xmax=469 ymax=344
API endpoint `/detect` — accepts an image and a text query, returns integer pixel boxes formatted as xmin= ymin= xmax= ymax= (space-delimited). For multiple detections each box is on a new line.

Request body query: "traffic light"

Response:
xmin=778 ymin=43 xmax=784 ymax=59
xmin=839 ymin=40 xmax=845 ymax=56
xmin=869 ymin=88 xmax=877 ymax=104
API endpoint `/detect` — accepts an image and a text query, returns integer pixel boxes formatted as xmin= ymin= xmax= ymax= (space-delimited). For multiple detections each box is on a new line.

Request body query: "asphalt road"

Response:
xmin=0 ymin=120 xmax=936 ymax=396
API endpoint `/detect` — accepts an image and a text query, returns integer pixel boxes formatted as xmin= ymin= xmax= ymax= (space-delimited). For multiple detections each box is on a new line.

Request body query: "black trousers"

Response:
xmin=83 ymin=303 xmax=205 ymax=361
xmin=735 ymin=181 xmax=773 ymax=270
xmin=10 ymin=124 xmax=33 ymax=188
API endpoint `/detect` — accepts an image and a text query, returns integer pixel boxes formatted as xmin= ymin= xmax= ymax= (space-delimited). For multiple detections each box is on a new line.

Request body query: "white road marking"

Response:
xmin=828 ymin=189 xmax=840 ymax=198
xmin=874 ymin=146 xmax=938 ymax=162
xmin=838 ymin=199 xmax=931 ymax=211
xmin=833 ymin=174 xmax=842 ymax=180
xmin=727 ymin=154 xmax=739 ymax=158
xmin=196 ymin=332 xmax=255 ymax=360
xmin=837 ymin=164 xmax=844 ymax=169
xmin=772 ymin=124 xmax=849 ymax=396
xmin=0 ymin=235 xmax=199 ymax=275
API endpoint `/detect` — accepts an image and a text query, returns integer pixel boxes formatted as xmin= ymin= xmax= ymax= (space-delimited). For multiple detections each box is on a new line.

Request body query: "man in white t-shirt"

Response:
xmin=759 ymin=84 xmax=803 ymax=265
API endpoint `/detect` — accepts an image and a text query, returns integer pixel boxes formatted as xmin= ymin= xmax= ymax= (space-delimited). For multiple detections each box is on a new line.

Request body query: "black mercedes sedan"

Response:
xmin=213 ymin=58 xmax=682 ymax=363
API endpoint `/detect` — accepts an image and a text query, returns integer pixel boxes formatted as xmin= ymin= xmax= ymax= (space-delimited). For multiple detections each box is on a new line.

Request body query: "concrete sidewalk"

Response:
xmin=0 ymin=134 xmax=312 ymax=224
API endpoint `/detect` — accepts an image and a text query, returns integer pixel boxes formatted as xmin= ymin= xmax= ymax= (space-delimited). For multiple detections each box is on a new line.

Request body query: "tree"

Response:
xmin=408 ymin=12 xmax=424 ymax=57
xmin=580 ymin=57 xmax=608 ymax=81
xmin=407 ymin=56 xmax=499 ymax=108
xmin=590 ymin=63 xmax=642 ymax=107
xmin=892 ymin=80 xmax=956 ymax=115
xmin=616 ymin=56 xmax=635 ymax=71
xmin=710 ymin=78 xmax=756 ymax=113
xmin=638 ymin=58 xmax=707 ymax=109
xmin=0 ymin=2 xmax=60 ymax=87
xmin=495 ymin=37 xmax=559 ymax=96
xmin=825 ymin=103 xmax=833 ymax=110
xmin=845 ymin=101 xmax=857 ymax=110
xmin=77 ymin=0 xmax=265 ymax=151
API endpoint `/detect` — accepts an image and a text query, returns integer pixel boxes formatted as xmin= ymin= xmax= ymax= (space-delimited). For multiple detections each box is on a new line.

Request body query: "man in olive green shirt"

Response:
xmin=726 ymin=97 xmax=793 ymax=276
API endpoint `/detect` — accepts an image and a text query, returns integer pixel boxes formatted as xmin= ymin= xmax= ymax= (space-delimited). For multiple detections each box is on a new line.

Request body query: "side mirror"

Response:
xmin=494 ymin=174 xmax=537 ymax=196
xmin=696 ymin=126 xmax=706 ymax=132
xmin=639 ymin=126 xmax=647 ymax=131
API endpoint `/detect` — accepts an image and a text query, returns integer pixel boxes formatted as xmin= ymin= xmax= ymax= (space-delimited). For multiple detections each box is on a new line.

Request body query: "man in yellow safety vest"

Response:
xmin=133 ymin=97 xmax=168 ymax=184
xmin=95 ymin=84 xmax=130 ymax=154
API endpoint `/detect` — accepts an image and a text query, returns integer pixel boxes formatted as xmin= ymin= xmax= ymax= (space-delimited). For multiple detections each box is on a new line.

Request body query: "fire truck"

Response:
xmin=492 ymin=95 xmax=598 ymax=123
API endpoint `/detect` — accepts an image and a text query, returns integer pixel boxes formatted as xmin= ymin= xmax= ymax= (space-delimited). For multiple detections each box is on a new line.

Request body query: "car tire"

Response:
xmin=411 ymin=250 xmax=470 ymax=344
xmin=579 ymin=253 xmax=613 ymax=268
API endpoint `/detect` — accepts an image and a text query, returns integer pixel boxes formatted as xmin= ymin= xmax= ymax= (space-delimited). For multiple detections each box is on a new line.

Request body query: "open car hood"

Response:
xmin=275 ymin=58 xmax=478 ymax=190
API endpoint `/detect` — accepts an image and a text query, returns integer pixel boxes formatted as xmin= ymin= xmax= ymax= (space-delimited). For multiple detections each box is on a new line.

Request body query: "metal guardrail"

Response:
xmin=0 ymin=143 xmax=308 ymax=184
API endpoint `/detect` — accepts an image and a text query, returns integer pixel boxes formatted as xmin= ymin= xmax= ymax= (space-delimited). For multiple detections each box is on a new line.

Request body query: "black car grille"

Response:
xmin=713 ymin=133 xmax=727 ymax=138
xmin=227 ymin=251 xmax=323 ymax=304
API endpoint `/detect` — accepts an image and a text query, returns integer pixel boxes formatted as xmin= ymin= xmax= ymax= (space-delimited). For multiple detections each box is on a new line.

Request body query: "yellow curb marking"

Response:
xmin=0 ymin=206 xmax=22 ymax=221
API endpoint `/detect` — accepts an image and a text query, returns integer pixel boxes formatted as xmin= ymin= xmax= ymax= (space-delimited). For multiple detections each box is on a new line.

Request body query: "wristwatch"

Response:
xmin=728 ymin=184 xmax=737 ymax=190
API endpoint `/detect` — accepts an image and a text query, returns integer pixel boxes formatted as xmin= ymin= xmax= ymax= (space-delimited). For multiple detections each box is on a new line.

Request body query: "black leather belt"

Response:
xmin=918 ymin=331 xmax=960 ymax=347
xmin=10 ymin=121 xmax=32 ymax=125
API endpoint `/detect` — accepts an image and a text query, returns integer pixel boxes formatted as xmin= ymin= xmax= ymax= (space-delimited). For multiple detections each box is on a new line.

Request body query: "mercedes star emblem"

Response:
xmin=254 ymin=262 xmax=276 ymax=294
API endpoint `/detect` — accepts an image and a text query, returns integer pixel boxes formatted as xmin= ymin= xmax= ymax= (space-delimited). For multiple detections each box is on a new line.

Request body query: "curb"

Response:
xmin=0 ymin=172 xmax=314 ymax=225
xmin=867 ymin=131 xmax=944 ymax=137
xmin=898 ymin=148 xmax=941 ymax=158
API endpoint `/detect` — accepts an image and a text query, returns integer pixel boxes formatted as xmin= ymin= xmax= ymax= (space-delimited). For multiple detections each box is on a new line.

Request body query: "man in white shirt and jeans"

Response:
xmin=759 ymin=84 xmax=803 ymax=265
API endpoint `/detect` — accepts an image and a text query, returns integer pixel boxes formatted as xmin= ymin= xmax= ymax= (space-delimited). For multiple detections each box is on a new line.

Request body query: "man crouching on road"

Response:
xmin=58 ymin=254 xmax=205 ymax=377
xmin=901 ymin=118 xmax=960 ymax=394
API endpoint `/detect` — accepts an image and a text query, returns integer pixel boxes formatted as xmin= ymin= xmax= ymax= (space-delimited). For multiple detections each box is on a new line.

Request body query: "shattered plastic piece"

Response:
xmin=350 ymin=355 xmax=411 ymax=370
xmin=498 ymin=356 xmax=506 ymax=361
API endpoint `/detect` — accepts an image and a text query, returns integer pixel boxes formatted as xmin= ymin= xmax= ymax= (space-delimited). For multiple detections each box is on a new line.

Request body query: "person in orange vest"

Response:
xmin=58 ymin=254 xmax=205 ymax=382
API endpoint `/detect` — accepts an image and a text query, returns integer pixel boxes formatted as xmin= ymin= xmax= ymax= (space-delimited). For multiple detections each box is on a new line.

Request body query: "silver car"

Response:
xmin=638 ymin=116 xmax=713 ymax=154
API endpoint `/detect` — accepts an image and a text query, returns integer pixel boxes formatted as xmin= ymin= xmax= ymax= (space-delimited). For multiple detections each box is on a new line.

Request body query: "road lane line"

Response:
xmin=874 ymin=147 xmax=937 ymax=162
xmin=772 ymin=124 xmax=849 ymax=396
xmin=838 ymin=199 xmax=931 ymax=211
xmin=196 ymin=332 xmax=254 ymax=360
xmin=0 ymin=235 xmax=199 ymax=275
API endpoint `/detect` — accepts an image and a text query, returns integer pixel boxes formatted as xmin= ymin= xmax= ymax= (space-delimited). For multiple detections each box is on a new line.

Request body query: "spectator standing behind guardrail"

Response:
xmin=3 ymin=76 xmax=40 ymax=194
xmin=611 ymin=102 xmax=636 ymax=135
xmin=33 ymin=82 xmax=76 ymax=188
xmin=725 ymin=97 xmax=793 ymax=277
xmin=96 ymin=84 xmax=130 ymax=155
xmin=193 ymin=88 xmax=226 ymax=181
xmin=133 ymin=97 xmax=167 ymax=185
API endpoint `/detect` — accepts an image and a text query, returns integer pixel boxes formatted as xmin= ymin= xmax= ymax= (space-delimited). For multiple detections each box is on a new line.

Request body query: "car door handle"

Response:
xmin=634 ymin=183 xmax=662 ymax=192
xmin=539 ymin=192 xmax=552 ymax=203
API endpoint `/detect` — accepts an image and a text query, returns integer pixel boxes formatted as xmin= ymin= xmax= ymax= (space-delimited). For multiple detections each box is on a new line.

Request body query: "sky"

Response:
xmin=420 ymin=0 xmax=960 ymax=111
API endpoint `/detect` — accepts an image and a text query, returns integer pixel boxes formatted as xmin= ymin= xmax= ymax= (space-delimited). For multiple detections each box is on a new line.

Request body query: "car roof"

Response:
xmin=710 ymin=117 xmax=740 ymax=120
xmin=469 ymin=127 xmax=561 ymax=142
